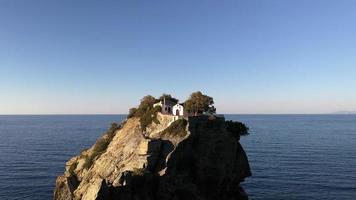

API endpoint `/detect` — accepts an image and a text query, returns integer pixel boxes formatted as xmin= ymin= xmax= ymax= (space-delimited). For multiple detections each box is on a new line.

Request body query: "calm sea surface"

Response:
xmin=0 ymin=115 xmax=355 ymax=200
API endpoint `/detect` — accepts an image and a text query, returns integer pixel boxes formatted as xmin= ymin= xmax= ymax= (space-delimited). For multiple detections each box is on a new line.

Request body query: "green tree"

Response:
xmin=127 ymin=108 xmax=137 ymax=118
xmin=159 ymin=94 xmax=178 ymax=104
xmin=126 ymin=95 xmax=161 ymax=130
xmin=139 ymin=95 xmax=157 ymax=109
xmin=184 ymin=91 xmax=214 ymax=116
xmin=225 ymin=120 xmax=249 ymax=140
xmin=134 ymin=95 xmax=157 ymax=117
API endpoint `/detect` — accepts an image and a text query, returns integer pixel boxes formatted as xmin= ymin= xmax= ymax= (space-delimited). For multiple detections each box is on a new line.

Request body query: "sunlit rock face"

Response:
xmin=54 ymin=114 xmax=251 ymax=200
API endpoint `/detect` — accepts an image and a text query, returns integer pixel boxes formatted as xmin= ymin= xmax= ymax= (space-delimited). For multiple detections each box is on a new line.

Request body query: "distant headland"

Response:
xmin=330 ymin=111 xmax=356 ymax=114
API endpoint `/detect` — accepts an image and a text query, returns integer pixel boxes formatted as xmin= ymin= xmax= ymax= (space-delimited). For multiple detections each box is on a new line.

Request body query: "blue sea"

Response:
xmin=0 ymin=115 xmax=355 ymax=200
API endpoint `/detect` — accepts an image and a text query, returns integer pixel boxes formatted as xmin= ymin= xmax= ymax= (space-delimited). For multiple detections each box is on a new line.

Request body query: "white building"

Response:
xmin=153 ymin=96 xmax=185 ymax=117
xmin=153 ymin=98 xmax=175 ymax=114
xmin=173 ymin=103 xmax=184 ymax=116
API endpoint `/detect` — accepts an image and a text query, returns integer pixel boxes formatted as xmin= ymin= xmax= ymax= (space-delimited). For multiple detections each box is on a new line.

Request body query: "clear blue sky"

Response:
xmin=1 ymin=0 xmax=356 ymax=114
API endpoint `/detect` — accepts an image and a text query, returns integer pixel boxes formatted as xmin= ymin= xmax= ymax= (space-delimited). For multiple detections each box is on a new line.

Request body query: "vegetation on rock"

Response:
xmin=158 ymin=94 xmax=179 ymax=104
xmin=139 ymin=105 xmax=161 ymax=131
xmin=127 ymin=95 xmax=167 ymax=131
xmin=225 ymin=120 xmax=249 ymax=139
xmin=184 ymin=91 xmax=214 ymax=115
xmin=161 ymin=118 xmax=188 ymax=137
xmin=67 ymin=161 xmax=78 ymax=176
xmin=83 ymin=123 xmax=120 ymax=169
xmin=127 ymin=107 xmax=138 ymax=118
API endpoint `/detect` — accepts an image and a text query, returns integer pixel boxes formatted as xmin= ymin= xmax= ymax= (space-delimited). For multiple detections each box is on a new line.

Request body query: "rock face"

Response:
xmin=54 ymin=113 xmax=251 ymax=200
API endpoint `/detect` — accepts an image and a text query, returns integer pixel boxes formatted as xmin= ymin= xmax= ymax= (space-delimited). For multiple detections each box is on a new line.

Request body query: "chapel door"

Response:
xmin=176 ymin=109 xmax=180 ymax=116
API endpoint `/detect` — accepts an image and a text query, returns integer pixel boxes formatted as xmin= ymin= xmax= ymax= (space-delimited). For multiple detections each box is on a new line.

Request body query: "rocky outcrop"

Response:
xmin=54 ymin=113 xmax=251 ymax=200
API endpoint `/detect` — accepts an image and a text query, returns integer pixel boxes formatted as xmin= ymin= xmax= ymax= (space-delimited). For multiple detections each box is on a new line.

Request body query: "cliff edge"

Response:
xmin=54 ymin=113 xmax=251 ymax=200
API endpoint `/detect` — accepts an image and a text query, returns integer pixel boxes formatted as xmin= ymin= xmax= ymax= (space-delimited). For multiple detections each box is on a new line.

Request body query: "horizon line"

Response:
xmin=1 ymin=113 xmax=355 ymax=115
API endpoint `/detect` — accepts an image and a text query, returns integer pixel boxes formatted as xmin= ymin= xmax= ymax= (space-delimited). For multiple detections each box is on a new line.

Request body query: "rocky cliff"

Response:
xmin=54 ymin=113 xmax=251 ymax=200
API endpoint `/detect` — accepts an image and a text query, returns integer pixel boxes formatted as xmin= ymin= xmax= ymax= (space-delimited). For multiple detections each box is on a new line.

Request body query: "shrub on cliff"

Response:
xmin=127 ymin=95 xmax=157 ymax=118
xmin=162 ymin=119 xmax=188 ymax=137
xmin=67 ymin=161 xmax=78 ymax=176
xmin=127 ymin=95 xmax=162 ymax=131
xmin=94 ymin=123 xmax=119 ymax=153
xmin=128 ymin=108 xmax=137 ymax=118
xmin=83 ymin=123 xmax=120 ymax=169
xmin=225 ymin=120 xmax=249 ymax=139
xmin=139 ymin=105 xmax=161 ymax=131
